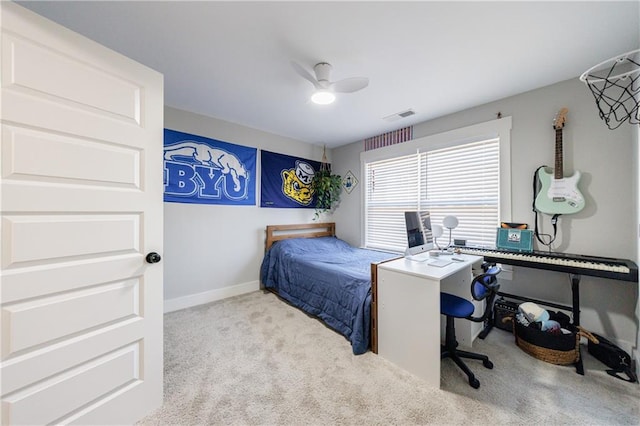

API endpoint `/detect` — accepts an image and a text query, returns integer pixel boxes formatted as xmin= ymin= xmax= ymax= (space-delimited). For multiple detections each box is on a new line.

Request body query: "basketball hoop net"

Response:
xmin=580 ymin=49 xmax=640 ymax=130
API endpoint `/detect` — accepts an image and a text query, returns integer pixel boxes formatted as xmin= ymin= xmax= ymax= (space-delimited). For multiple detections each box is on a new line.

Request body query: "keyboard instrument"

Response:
xmin=454 ymin=246 xmax=638 ymax=282
xmin=458 ymin=245 xmax=638 ymax=376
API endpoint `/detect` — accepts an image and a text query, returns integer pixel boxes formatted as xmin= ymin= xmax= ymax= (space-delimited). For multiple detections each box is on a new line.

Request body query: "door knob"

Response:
xmin=146 ymin=252 xmax=161 ymax=264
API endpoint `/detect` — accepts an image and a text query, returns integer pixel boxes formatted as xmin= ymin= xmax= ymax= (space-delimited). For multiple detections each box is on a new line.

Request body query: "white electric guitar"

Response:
xmin=534 ymin=108 xmax=585 ymax=215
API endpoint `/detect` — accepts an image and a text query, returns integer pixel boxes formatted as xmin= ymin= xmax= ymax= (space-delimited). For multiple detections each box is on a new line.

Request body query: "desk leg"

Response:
xmin=570 ymin=273 xmax=584 ymax=375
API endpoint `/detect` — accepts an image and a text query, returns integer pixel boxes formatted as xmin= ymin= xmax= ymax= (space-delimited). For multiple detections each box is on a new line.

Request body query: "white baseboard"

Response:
xmin=164 ymin=280 xmax=261 ymax=313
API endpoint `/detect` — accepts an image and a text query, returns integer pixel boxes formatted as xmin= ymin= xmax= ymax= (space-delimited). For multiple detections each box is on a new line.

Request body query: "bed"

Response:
xmin=260 ymin=223 xmax=398 ymax=355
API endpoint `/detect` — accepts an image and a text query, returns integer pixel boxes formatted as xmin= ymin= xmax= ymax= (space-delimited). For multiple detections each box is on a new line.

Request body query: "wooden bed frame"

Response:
xmin=265 ymin=222 xmax=336 ymax=251
xmin=263 ymin=222 xmax=398 ymax=354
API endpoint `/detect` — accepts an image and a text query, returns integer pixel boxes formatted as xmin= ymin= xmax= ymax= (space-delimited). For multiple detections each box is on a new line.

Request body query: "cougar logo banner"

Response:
xmin=261 ymin=150 xmax=321 ymax=208
xmin=164 ymin=129 xmax=256 ymax=205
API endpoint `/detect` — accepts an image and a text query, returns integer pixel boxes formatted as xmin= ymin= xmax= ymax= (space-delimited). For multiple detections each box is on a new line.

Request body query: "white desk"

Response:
xmin=376 ymin=254 xmax=483 ymax=388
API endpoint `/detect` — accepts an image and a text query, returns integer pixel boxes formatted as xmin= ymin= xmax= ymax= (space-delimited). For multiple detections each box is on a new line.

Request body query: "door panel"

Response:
xmin=3 ymin=278 xmax=140 ymax=357
xmin=2 ymin=32 xmax=142 ymax=124
xmin=4 ymin=343 xmax=141 ymax=426
xmin=1 ymin=3 xmax=163 ymax=424
xmin=3 ymin=125 xmax=142 ymax=188
xmin=1 ymin=318 xmax=144 ymax=395
xmin=2 ymin=214 xmax=141 ymax=267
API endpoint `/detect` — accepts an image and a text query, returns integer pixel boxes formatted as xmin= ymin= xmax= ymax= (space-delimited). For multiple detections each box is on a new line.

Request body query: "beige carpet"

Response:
xmin=139 ymin=290 xmax=639 ymax=425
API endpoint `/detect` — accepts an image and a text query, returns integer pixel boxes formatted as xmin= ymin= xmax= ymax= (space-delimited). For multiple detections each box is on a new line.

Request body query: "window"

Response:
xmin=362 ymin=118 xmax=511 ymax=252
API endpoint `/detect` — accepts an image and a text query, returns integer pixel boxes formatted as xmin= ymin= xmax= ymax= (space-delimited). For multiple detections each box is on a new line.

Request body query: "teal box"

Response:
xmin=496 ymin=228 xmax=533 ymax=252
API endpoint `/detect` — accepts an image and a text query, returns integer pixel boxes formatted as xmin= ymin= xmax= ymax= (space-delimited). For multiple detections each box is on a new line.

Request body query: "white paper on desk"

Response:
xmin=428 ymin=259 xmax=452 ymax=267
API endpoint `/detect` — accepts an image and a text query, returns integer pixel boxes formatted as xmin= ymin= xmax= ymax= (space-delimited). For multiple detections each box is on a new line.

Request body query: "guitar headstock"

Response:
xmin=553 ymin=108 xmax=568 ymax=130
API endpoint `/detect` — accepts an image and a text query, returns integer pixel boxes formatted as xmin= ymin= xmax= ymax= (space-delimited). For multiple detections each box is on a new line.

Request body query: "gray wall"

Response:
xmin=163 ymin=107 xmax=326 ymax=307
xmin=333 ymin=77 xmax=639 ymax=351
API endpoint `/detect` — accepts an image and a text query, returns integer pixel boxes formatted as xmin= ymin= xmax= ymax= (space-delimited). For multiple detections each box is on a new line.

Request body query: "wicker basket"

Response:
xmin=504 ymin=317 xmax=598 ymax=365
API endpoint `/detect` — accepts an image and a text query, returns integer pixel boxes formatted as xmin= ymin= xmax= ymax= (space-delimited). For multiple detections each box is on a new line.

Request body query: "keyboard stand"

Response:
xmin=571 ymin=274 xmax=584 ymax=375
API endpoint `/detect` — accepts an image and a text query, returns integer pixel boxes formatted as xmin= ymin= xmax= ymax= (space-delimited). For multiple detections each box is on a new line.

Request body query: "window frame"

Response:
xmin=359 ymin=117 xmax=512 ymax=249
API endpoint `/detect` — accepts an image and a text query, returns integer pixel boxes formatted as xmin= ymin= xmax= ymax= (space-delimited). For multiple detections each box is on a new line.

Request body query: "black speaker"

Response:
xmin=493 ymin=299 xmax=519 ymax=332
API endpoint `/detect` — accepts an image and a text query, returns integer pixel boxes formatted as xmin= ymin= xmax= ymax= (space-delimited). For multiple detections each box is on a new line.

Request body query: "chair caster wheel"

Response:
xmin=469 ymin=377 xmax=480 ymax=389
xmin=483 ymin=359 xmax=494 ymax=369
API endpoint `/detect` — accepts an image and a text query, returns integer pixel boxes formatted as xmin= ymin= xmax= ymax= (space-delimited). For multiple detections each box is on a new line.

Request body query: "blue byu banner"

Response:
xmin=164 ymin=129 xmax=256 ymax=205
xmin=261 ymin=150 xmax=322 ymax=208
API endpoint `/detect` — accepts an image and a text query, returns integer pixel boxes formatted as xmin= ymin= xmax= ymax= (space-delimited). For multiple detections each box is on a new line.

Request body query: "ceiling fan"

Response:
xmin=291 ymin=61 xmax=369 ymax=104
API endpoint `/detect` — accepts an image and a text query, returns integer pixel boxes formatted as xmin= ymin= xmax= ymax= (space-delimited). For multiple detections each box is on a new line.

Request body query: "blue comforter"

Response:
xmin=260 ymin=237 xmax=396 ymax=355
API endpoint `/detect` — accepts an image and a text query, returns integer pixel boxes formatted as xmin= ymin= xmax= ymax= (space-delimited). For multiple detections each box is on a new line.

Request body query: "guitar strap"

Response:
xmin=532 ymin=166 xmax=560 ymax=247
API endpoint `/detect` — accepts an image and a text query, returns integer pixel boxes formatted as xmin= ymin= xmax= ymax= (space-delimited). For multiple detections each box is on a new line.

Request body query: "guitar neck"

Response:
xmin=554 ymin=128 xmax=563 ymax=179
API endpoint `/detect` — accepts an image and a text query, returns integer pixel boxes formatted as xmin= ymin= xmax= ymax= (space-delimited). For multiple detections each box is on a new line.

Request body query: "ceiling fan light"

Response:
xmin=311 ymin=90 xmax=335 ymax=105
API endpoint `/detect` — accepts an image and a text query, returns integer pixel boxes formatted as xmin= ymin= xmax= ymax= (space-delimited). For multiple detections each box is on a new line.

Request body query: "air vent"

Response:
xmin=383 ymin=109 xmax=415 ymax=122
xmin=364 ymin=126 xmax=413 ymax=151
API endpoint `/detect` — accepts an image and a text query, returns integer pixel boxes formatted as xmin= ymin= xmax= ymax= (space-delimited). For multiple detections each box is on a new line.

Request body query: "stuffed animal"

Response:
xmin=518 ymin=302 xmax=549 ymax=323
xmin=541 ymin=319 xmax=561 ymax=333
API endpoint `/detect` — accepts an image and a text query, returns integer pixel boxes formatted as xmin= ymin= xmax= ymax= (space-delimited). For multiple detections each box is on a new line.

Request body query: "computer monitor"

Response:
xmin=404 ymin=211 xmax=434 ymax=259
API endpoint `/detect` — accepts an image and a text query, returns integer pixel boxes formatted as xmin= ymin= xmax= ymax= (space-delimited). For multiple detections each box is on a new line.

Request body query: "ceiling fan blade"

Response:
xmin=331 ymin=77 xmax=369 ymax=93
xmin=291 ymin=61 xmax=321 ymax=89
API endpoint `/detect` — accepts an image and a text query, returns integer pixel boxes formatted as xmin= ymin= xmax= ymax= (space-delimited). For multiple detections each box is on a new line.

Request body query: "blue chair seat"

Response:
xmin=441 ymin=292 xmax=474 ymax=318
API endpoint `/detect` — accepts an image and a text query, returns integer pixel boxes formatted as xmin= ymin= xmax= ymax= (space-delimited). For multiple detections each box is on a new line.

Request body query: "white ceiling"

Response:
xmin=18 ymin=1 xmax=640 ymax=148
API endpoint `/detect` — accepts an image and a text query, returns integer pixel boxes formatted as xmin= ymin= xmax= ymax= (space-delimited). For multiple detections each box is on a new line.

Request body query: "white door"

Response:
xmin=0 ymin=3 xmax=164 ymax=425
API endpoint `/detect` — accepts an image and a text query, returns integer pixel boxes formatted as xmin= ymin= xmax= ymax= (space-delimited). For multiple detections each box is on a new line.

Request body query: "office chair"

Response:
xmin=440 ymin=264 xmax=501 ymax=389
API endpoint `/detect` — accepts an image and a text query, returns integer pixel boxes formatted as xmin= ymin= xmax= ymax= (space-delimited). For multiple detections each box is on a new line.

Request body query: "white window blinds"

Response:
xmin=365 ymin=154 xmax=423 ymax=251
xmin=365 ymin=138 xmax=500 ymax=252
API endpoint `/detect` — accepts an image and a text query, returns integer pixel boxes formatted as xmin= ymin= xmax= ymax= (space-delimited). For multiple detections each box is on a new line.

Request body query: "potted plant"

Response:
xmin=312 ymin=162 xmax=342 ymax=219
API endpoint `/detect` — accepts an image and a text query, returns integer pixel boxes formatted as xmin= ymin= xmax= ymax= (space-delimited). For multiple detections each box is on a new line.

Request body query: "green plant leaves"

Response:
xmin=312 ymin=169 xmax=342 ymax=219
